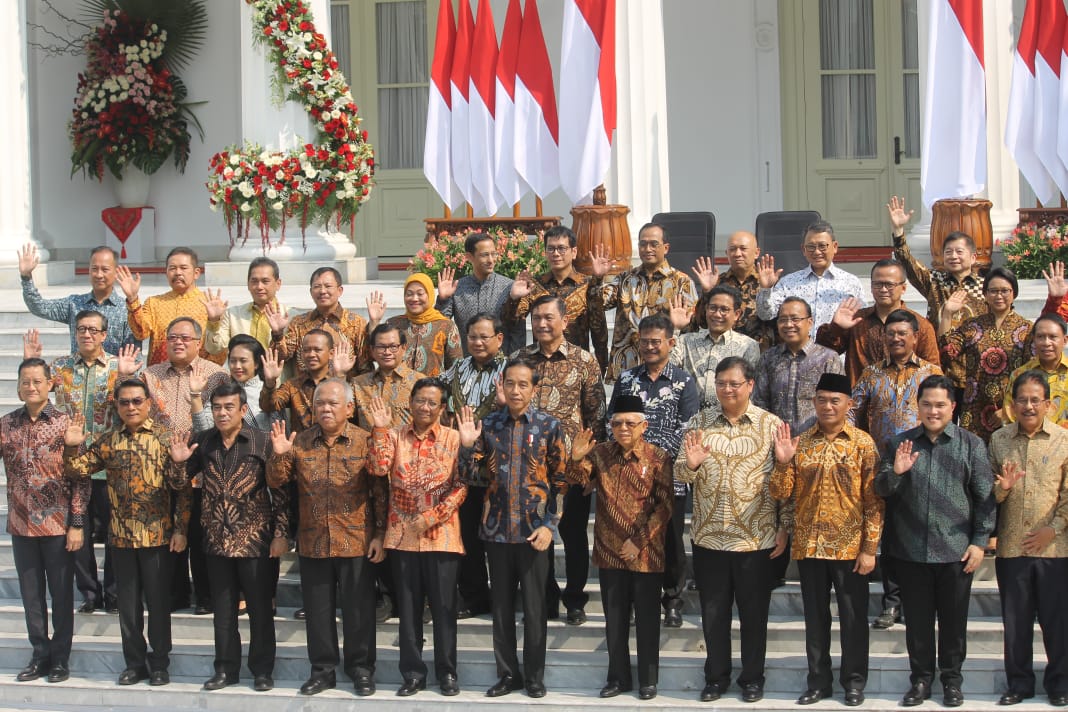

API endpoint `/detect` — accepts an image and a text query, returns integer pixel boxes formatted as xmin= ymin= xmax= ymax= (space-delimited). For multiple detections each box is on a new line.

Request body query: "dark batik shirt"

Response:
xmin=169 ymin=426 xmax=288 ymax=558
xmin=753 ymin=340 xmax=844 ymax=437
xmin=273 ymin=304 xmax=372 ymax=377
xmin=893 ymin=235 xmax=987 ymax=332
xmin=443 ymin=353 xmax=506 ymax=420
xmin=513 ymin=341 xmax=607 ymax=449
xmin=260 ymin=371 xmax=333 ymax=434
xmin=875 ymin=423 xmax=996 ymax=564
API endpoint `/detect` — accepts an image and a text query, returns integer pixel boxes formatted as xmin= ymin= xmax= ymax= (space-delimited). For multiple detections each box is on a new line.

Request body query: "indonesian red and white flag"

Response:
xmin=449 ymin=0 xmax=476 ymax=209
xmin=1059 ymin=12 xmax=1068 ymax=170
xmin=424 ymin=0 xmax=459 ymax=209
xmin=558 ymin=0 xmax=616 ymax=205
xmin=1006 ymin=0 xmax=1057 ymax=205
xmin=920 ymin=0 xmax=986 ymax=208
xmin=1034 ymin=0 xmax=1068 ymax=198
xmin=468 ymin=0 xmax=501 ymax=215
xmin=494 ymin=0 xmax=528 ymax=207
xmin=513 ymin=0 xmax=560 ymax=199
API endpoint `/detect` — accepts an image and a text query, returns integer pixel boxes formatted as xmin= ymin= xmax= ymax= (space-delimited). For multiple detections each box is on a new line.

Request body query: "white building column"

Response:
xmin=605 ymin=0 xmax=671 ymax=244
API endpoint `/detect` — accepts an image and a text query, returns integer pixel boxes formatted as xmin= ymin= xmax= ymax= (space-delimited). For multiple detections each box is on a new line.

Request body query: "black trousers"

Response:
xmin=458 ymin=485 xmax=490 ymax=611
xmin=693 ymin=545 xmax=774 ymax=688
xmin=206 ymin=554 xmax=276 ymax=679
xmin=12 ymin=534 xmax=74 ymax=665
xmin=391 ymin=550 xmax=461 ymax=682
xmin=74 ymin=479 xmax=115 ymax=606
xmin=173 ymin=488 xmax=210 ymax=608
xmin=111 ymin=545 xmax=173 ymax=671
xmin=892 ymin=556 xmax=973 ymax=688
xmin=662 ymin=492 xmax=688 ymax=609
xmin=486 ymin=541 xmax=549 ymax=685
xmin=797 ymin=558 xmax=869 ymax=692
xmin=547 ymin=487 xmax=591 ymax=612
xmin=879 ymin=553 xmax=902 ymax=611
xmin=300 ymin=555 xmax=376 ymax=680
xmin=997 ymin=556 xmax=1068 ymax=696
xmin=600 ymin=567 xmax=661 ymax=688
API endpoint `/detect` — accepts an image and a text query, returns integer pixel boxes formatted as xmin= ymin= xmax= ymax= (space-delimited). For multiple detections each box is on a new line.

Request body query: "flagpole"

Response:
xmin=443 ymin=204 xmax=452 ymax=219
xmin=466 ymin=203 xmax=474 ymax=218
xmin=535 ymin=197 xmax=543 ymax=217
xmin=512 ymin=202 xmax=520 ymax=218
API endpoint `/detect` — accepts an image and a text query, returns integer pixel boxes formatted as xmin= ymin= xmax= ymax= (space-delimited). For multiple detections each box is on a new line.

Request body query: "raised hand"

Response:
xmin=510 ymin=270 xmax=534 ymax=299
xmin=332 ymin=337 xmax=355 ymax=375
xmin=188 ymin=369 xmax=208 ymax=396
xmin=1043 ymin=261 xmax=1067 ymax=300
xmin=263 ymin=301 xmax=289 ymax=336
xmin=437 ymin=266 xmax=458 ymax=300
xmin=773 ymin=421 xmax=798 ymax=464
xmin=996 ymin=460 xmax=1026 ymax=491
xmin=589 ymin=243 xmax=612 ymax=278
xmin=683 ymin=430 xmax=712 ymax=471
xmin=669 ymin=294 xmax=693 ymax=331
xmin=116 ymin=345 xmax=142 ymax=377
xmin=269 ymin=420 xmax=296 ymax=455
xmin=22 ymin=329 xmax=41 ymax=360
xmin=941 ymin=289 xmax=968 ymax=317
xmin=17 ymin=243 xmax=39 ymax=278
xmin=261 ymin=348 xmax=283 ymax=386
xmin=115 ymin=265 xmax=141 ymax=301
xmin=756 ymin=254 xmax=782 ymax=289
xmin=494 ymin=374 xmax=506 ymax=406
xmin=365 ymin=290 xmax=387 ymax=325
xmin=457 ymin=405 xmax=482 ymax=447
xmin=64 ymin=413 xmax=88 ymax=447
xmin=691 ymin=256 xmax=720 ymax=292
xmin=367 ymin=396 xmax=393 ymax=429
xmin=200 ymin=288 xmax=228 ymax=322
xmin=571 ymin=428 xmax=596 ymax=462
xmin=886 ymin=195 xmax=914 ymax=233
xmin=893 ymin=439 xmax=920 ymax=475
xmin=832 ymin=297 xmax=865 ymax=330
xmin=169 ymin=431 xmax=199 ymax=463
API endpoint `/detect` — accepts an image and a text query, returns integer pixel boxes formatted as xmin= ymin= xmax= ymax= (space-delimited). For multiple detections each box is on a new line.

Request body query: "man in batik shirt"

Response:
xmin=1002 ymin=313 xmax=1068 ymax=426
xmin=689 ymin=231 xmax=776 ymax=349
xmin=351 ymin=323 xmax=425 ymax=431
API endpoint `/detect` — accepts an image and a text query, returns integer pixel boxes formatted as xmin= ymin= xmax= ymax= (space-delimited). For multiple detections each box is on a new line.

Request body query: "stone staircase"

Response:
xmin=0 ymin=278 xmax=1057 ymax=709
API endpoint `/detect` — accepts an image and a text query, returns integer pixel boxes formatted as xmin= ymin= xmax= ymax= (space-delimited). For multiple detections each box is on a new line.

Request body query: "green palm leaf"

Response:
xmin=80 ymin=0 xmax=207 ymax=72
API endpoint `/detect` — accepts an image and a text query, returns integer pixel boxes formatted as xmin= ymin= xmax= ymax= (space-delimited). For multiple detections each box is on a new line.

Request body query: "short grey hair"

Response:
xmin=313 ymin=377 xmax=354 ymax=404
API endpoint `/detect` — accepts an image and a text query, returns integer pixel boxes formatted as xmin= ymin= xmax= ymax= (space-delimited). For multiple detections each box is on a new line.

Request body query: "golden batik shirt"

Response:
xmin=675 ymin=404 xmax=783 ymax=552
xmin=850 ymin=355 xmax=944 ymax=455
xmin=126 ymin=286 xmax=224 ymax=366
xmin=273 ymin=304 xmax=372 ymax=377
xmin=893 ymin=235 xmax=987 ymax=332
xmin=769 ymin=423 xmax=884 ymax=560
xmin=351 ymin=364 xmax=425 ymax=431
xmin=1003 ymin=355 xmax=1068 ymax=426
xmin=260 ymin=371 xmax=349 ymax=434
xmin=386 ymin=316 xmax=461 ymax=378
xmin=368 ymin=422 xmax=466 ymax=553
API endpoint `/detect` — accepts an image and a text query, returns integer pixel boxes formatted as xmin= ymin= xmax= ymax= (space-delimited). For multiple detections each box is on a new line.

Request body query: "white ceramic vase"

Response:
xmin=114 ymin=166 xmax=152 ymax=208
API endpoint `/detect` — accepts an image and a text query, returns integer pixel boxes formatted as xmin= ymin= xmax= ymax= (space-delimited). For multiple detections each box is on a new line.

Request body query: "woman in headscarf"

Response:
xmin=388 ymin=273 xmax=462 ymax=377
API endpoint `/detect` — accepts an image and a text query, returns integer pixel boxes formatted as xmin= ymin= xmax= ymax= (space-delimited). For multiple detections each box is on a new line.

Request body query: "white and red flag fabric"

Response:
xmin=920 ymin=0 xmax=986 ymax=208
xmin=468 ymin=0 xmax=501 ymax=214
xmin=494 ymin=0 xmax=528 ymax=207
xmin=424 ymin=0 xmax=459 ymax=209
xmin=558 ymin=0 xmax=616 ymax=205
xmin=449 ymin=0 xmax=476 ymax=209
xmin=1006 ymin=0 xmax=1057 ymax=205
xmin=1059 ymin=9 xmax=1068 ymax=170
xmin=513 ymin=0 xmax=560 ymax=199
xmin=1034 ymin=0 xmax=1068 ymax=198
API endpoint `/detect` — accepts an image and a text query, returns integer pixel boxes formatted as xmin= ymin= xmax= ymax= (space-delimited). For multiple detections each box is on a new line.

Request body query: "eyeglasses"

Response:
xmin=706 ymin=305 xmax=735 ymax=315
xmin=803 ymin=243 xmax=833 ymax=254
xmin=75 ymin=326 xmax=105 ymax=335
xmin=714 ymin=380 xmax=749 ymax=391
xmin=871 ymin=281 xmax=906 ymax=291
xmin=638 ymin=338 xmax=665 ymax=348
xmin=373 ymin=343 xmax=403 ymax=352
xmin=117 ymin=397 xmax=147 ymax=407
xmin=166 ymin=334 xmax=197 ymax=343
xmin=610 ymin=419 xmax=644 ymax=429
xmin=637 ymin=241 xmax=663 ymax=249
xmin=777 ymin=316 xmax=810 ymax=325
xmin=545 ymin=245 xmax=571 ymax=254
xmin=411 ymin=398 xmax=441 ymax=408
xmin=1013 ymin=397 xmax=1048 ymax=407
xmin=986 ymin=288 xmax=1013 ymax=296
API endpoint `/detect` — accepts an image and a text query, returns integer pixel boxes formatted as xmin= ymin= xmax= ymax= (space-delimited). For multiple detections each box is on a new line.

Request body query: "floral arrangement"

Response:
xmin=409 ymin=227 xmax=548 ymax=281
xmin=997 ymin=222 xmax=1068 ymax=279
xmin=69 ymin=1 xmax=206 ymax=180
xmin=206 ymin=0 xmax=374 ymax=252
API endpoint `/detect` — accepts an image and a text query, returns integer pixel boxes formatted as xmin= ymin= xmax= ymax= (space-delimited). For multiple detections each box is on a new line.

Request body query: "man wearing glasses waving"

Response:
xmin=755 ymin=221 xmax=866 ymax=331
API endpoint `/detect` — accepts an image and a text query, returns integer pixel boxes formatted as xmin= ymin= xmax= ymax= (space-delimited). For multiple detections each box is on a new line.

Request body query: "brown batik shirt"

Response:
xmin=272 ymin=304 xmax=372 ymax=377
xmin=512 ymin=340 xmax=607 ymax=449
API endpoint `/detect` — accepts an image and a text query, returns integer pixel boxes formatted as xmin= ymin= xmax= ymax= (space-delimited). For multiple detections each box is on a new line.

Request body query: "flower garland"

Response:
xmin=409 ymin=227 xmax=548 ymax=281
xmin=206 ymin=0 xmax=374 ymax=251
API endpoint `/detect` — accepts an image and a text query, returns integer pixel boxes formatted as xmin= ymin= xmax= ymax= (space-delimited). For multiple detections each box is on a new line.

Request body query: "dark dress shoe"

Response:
xmin=1051 ymin=693 xmax=1068 ymax=706
xmin=16 ymin=660 xmax=48 ymax=682
xmin=104 ymin=597 xmax=119 ymax=614
xmin=526 ymin=681 xmax=546 ymax=698
xmin=546 ymin=607 xmax=560 ymax=620
xmin=844 ymin=689 xmax=864 ymax=706
xmin=354 ymin=674 xmax=375 ymax=696
xmin=194 ymin=603 xmax=213 ymax=615
xmin=599 ymin=681 xmax=630 ymax=698
xmin=741 ymin=682 xmax=763 ymax=702
xmin=663 ymin=607 xmax=683 ymax=628
xmin=47 ymin=663 xmax=70 ymax=684
xmin=397 ymin=678 xmax=425 ymax=696
xmin=299 ymin=676 xmax=335 ymax=695
xmin=873 ymin=606 xmax=902 ymax=629
xmin=439 ymin=673 xmax=459 ymax=696
xmin=999 ymin=691 xmax=1028 ymax=705
xmin=77 ymin=600 xmax=96 ymax=614
xmin=943 ymin=685 xmax=964 ymax=707
xmin=253 ymin=675 xmax=273 ymax=692
xmin=117 ymin=667 xmax=148 ymax=685
xmin=456 ymin=607 xmax=474 ymax=619
xmin=293 ymin=607 xmax=306 ymax=620
xmin=700 ymin=682 xmax=725 ymax=702
xmin=901 ymin=681 xmax=932 ymax=706
xmin=149 ymin=669 xmax=169 ymax=686
xmin=203 ymin=672 xmax=237 ymax=690
xmin=375 ymin=597 xmax=393 ymax=622
xmin=639 ymin=685 xmax=657 ymax=700
xmin=486 ymin=674 xmax=522 ymax=697
xmin=566 ymin=608 xmax=586 ymax=625
xmin=797 ymin=688 xmax=832 ymax=705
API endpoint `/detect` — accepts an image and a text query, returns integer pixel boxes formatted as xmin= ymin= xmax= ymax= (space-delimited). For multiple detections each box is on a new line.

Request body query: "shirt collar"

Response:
xmin=704 ymin=329 xmax=735 ymax=345
xmin=468 ymin=353 xmax=505 ymax=371
xmin=636 ymin=361 xmax=682 ymax=382
xmin=800 ymin=263 xmax=844 ymax=280
xmin=404 ymin=421 xmax=442 ymax=441
xmin=713 ymin=403 xmax=758 ymax=427
xmin=83 ymin=291 xmax=118 ymax=306
xmin=608 ymin=439 xmax=649 ymax=462
xmin=541 ymin=270 xmax=585 ymax=287
xmin=75 ymin=351 xmax=111 ymax=368
xmin=15 ymin=403 xmax=58 ymax=423
xmin=373 ymin=364 xmax=412 ymax=383
xmin=881 ymin=353 xmax=923 ymax=370
xmin=722 ymin=266 xmax=759 ymax=285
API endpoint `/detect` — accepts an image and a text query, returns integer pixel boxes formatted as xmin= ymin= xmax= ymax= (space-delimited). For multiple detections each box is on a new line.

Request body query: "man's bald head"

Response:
xmin=726 ymin=231 xmax=760 ymax=274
